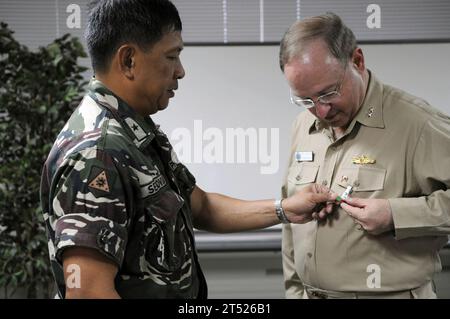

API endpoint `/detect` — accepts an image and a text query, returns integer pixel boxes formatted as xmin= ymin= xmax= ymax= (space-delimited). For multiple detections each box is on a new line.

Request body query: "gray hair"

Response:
xmin=279 ymin=12 xmax=357 ymax=71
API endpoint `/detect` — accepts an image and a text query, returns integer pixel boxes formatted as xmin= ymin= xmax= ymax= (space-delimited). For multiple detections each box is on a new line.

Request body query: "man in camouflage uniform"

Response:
xmin=40 ymin=0 xmax=336 ymax=299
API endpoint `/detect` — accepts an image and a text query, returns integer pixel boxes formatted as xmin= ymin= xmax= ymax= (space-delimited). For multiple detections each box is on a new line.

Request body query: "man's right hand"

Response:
xmin=283 ymin=184 xmax=337 ymax=224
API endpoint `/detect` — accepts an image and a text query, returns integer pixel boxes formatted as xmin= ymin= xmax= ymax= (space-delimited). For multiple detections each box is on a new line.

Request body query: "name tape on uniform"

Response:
xmin=295 ymin=151 xmax=314 ymax=162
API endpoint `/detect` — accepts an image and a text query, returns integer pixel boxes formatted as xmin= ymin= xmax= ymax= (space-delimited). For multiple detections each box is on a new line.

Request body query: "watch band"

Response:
xmin=274 ymin=199 xmax=291 ymax=224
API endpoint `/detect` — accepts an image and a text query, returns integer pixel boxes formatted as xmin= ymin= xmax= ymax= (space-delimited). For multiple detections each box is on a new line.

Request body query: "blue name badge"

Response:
xmin=295 ymin=151 xmax=314 ymax=162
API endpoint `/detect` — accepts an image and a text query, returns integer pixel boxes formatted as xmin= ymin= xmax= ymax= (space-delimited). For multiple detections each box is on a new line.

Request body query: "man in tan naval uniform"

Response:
xmin=279 ymin=13 xmax=450 ymax=298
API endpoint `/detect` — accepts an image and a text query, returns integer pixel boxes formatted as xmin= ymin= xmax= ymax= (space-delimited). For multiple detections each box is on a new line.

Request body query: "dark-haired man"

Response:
xmin=40 ymin=0 xmax=336 ymax=299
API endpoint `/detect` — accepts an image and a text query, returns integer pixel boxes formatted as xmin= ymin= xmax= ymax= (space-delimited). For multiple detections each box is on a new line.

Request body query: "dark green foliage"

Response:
xmin=0 ymin=22 xmax=87 ymax=298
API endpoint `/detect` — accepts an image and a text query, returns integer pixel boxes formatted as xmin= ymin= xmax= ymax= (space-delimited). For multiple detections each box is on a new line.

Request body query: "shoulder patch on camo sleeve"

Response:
xmin=89 ymin=170 xmax=110 ymax=192
xmin=87 ymin=166 xmax=116 ymax=195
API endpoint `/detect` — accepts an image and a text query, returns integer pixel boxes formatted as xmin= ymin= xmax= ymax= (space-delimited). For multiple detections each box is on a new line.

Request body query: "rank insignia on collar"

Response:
xmin=125 ymin=118 xmax=147 ymax=141
xmin=352 ymin=155 xmax=376 ymax=164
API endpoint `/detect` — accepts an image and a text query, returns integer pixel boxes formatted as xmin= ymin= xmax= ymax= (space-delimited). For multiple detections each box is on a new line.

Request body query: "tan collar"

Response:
xmin=353 ymin=71 xmax=385 ymax=129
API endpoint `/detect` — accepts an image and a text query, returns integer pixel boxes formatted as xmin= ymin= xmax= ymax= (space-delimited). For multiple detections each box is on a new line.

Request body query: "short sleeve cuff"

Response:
xmin=54 ymin=213 xmax=127 ymax=267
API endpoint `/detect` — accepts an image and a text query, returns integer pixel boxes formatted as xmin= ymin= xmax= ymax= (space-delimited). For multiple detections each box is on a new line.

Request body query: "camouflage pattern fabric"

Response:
xmin=40 ymin=79 xmax=207 ymax=298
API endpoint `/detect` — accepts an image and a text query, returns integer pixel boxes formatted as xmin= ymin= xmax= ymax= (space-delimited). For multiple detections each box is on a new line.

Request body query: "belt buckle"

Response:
xmin=310 ymin=291 xmax=328 ymax=299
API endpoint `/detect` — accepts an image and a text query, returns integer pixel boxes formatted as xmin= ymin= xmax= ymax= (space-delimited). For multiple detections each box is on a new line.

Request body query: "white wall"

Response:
xmin=153 ymin=43 xmax=450 ymax=200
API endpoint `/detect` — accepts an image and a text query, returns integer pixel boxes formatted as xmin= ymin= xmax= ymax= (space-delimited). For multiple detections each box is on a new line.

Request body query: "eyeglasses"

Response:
xmin=290 ymin=66 xmax=347 ymax=109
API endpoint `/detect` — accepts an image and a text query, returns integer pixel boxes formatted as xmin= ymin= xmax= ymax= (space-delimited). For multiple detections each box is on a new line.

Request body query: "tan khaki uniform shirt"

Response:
xmin=282 ymin=71 xmax=450 ymax=296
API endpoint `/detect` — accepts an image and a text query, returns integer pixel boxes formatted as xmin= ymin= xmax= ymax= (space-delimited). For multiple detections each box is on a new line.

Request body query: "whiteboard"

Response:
xmin=154 ymin=43 xmax=450 ymax=201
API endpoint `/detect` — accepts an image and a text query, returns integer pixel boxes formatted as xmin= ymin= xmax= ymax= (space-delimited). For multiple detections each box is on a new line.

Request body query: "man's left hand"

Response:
xmin=340 ymin=198 xmax=394 ymax=235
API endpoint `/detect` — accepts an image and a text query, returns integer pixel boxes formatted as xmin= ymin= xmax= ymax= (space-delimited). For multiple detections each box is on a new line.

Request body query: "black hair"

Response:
xmin=85 ymin=0 xmax=182 ymax=73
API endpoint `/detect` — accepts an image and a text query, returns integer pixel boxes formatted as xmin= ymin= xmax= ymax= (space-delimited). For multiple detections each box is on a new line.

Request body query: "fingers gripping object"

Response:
xmin=313 ymin=185 xmax=354 ymax=217
xmin=336 ymin=185 xmax=353 ymax=202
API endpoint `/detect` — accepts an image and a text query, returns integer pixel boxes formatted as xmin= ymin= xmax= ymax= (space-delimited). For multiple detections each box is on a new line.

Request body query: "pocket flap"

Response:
xmin=147 ymin=189 xmax=185 ymax=223
xmin=288 ymin=164 xmax=319 ymax=185
xmin=337 ymin=166 xmax=386 ymax=192
xmin=336 ymin=167 xmax=358 ymax=188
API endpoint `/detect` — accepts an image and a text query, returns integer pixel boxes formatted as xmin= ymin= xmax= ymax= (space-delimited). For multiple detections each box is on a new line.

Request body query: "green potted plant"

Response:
xmin=0 ymin=22 xmax=88 ymax=298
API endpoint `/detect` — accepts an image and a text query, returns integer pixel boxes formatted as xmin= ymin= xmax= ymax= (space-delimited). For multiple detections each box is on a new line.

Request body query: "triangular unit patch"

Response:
xmin=88 ymin=170 xmax=110 ymax=192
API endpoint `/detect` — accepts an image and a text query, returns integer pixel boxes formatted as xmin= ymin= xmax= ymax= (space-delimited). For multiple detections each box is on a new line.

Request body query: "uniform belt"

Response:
xmin=304 ymin=281 xmax=436 ymax=299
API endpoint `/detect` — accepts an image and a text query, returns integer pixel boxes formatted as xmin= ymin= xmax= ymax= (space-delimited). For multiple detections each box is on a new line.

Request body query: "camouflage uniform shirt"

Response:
xmin=40 ymin=79 xmax=207 ymax=298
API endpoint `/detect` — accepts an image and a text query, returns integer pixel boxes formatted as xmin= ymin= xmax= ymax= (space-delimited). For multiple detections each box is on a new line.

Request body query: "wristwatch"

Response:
xmin=274 ymin=199 xmax=291 ymax=224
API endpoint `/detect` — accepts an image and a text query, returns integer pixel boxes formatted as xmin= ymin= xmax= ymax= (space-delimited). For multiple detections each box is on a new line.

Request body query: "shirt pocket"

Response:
xmin=146 ymin=189 xmax=185 ymax=223
xmin=286 ymin=163 xmax=320 ymax=196
xmin=142 ymin=189 xmax=188 ymax=273
xmin=336 ymin=166 xmax=386 ymax=193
